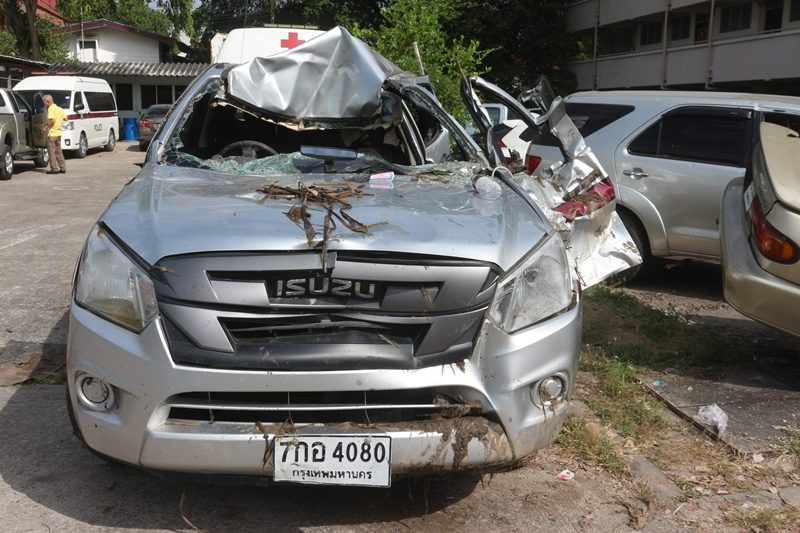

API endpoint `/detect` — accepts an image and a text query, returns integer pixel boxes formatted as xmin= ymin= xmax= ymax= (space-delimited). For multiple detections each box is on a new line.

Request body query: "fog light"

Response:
xmin=65 ymin=139 xmax=70 ymax=146
xmin=533 ymin=375 xmax=565 ymax=406
xmin=76 ymin=373 xmax=116 ymax=411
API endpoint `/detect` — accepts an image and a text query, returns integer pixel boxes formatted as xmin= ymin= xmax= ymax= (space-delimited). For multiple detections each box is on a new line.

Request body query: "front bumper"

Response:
xmin=721 ymin=179 xmax=800 ymax=338
xmin=67 ymin=299 xmax=581 ymax=479
xmin=60 ymin=130 xmax=79 ymax=151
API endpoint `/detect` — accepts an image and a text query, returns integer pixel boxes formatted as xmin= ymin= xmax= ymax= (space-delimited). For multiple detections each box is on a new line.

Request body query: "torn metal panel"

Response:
xmin=227 ymin=26 xmax=407 ymax=129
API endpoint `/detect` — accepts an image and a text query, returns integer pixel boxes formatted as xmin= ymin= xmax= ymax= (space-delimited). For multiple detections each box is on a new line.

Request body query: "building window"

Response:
xmin=791 ymin=0 xmax=800 ymax=21
xmin=175 ymin=85 xmax=187 ymax=100
xmin=598 ymin=27 xmax=635 ymax=55
xmin=670 ymin=14 xmax=691 ymax=41
xmin=78 ymin=39 xmax=98 ymax=62
xmin=640 ymin=21 xmax=662 ymax=46
xmin=9 ymin=68 xmax=22 ymax=88
xmin=719 ymin=3 xmax=752 ymax=33
xmin=695 ymin=13 xmax=709 ymax=41
xmin=141 ymin=84 xmax=175 ymax=108
xmin=115 ymin=83 xmax=133 ymax=111
xmin=765 ymin=0 xmax=783 ymax=31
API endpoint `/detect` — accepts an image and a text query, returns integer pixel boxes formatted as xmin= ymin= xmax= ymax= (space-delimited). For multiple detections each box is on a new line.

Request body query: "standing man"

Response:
xmin=43 ymin=94 xmax=66 ymax=174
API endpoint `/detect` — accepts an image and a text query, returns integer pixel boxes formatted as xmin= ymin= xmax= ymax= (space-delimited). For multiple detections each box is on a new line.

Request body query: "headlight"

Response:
xmin=488 ymin=233 xmax=573 ymax=333
xmin=62 ymin=121 xmax=74 ymax=130
xmin=74 ymin=226 xmax=158 ymax=332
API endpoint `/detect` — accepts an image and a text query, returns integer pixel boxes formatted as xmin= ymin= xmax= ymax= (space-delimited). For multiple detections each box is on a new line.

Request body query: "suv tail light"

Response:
xmin=525 ymin=155 xmax=542 ymax=174
xmin=748 ymin=195 xmax=799 ymax=263
xmin=139 ymin=119 xmax=151 ymax=129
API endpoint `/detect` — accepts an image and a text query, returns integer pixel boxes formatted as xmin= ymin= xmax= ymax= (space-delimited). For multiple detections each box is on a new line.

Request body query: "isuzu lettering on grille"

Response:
xmin=275 ymin=278 xmax=377 ymax=299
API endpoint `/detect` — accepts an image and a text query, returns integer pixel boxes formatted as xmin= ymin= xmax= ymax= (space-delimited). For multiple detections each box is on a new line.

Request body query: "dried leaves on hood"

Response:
xmin=259 ymin=181 xmax=381 ymax=269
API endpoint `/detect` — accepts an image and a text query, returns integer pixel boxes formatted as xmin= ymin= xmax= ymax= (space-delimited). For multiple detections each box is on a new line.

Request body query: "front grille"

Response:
xmin=165 ymin=389 xmax=484 ymax=424
xmin=155 ymin=252 xmax=499 ymax=371
xmin=222 ymin=316 xmax=426 ymax=351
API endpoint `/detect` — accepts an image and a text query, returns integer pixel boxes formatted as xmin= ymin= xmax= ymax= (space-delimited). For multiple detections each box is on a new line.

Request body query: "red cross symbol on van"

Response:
xmin=280 ymin=32 xmax=305 ymax=49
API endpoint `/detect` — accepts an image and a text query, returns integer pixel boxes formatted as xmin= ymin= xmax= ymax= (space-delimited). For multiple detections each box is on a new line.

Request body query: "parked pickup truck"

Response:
xmin=0 ymin=87 xmax=48 ymax=180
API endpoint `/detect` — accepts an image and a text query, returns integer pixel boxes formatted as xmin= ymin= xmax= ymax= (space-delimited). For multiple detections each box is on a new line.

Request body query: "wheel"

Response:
xmin=0 ymin=144 xmax=12 ymax=180
xmin=104 ymin=129 xmax=116 ymax=152
xmin=609 ymin=208 xmax=650 ymax=285
xmin=76 ymin=132 xmax=88 ymax=158
xmin=218 ymin=140 xmax=277 ymax=158
xmin=33 ymin=147 xmax=49 ymax=167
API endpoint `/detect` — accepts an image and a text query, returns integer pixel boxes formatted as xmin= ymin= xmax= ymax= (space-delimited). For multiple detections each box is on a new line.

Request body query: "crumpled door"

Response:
xmin=460 ymin=75 xmax=641 ymax=288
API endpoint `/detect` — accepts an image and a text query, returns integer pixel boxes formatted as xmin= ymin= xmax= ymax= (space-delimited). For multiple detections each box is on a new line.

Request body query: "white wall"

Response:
xmin=67 ymin=28 xmax=161 ymax=63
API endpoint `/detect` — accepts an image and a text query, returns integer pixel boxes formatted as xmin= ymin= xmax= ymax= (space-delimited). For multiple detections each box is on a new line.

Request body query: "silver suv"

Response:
xmin=66 ymin=27 xmax=637 ymax=486
xmin=526 ymin=91 xmax=800 ymax=276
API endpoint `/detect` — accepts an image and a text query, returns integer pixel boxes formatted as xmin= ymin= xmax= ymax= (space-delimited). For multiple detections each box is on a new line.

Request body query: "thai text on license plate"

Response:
xmin=273 ymin=435 xmax=392 ymax=487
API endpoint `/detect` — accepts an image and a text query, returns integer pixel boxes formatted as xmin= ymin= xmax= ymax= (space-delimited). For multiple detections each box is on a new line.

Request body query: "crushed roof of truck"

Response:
xmin=226 ymin=26 xmax=414 ymax=130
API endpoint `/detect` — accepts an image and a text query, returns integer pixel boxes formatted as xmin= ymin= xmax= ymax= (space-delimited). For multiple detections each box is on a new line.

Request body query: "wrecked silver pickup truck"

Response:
xmin=67 ymin=27 xmax=639 ymax=486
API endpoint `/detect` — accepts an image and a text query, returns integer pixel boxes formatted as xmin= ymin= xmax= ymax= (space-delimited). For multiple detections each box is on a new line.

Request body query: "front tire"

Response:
xmin=0 ymin=144 xmax=13 ymax=180
xmin=76 ymin=133 xmax=88 ymax=158
xmin=105 ymin=129 xmax=116 ymax=152
xmin=33 ymin=147 xmax=49 ymax=168
xmin=609 ymin=208 xmax=650 ymax=284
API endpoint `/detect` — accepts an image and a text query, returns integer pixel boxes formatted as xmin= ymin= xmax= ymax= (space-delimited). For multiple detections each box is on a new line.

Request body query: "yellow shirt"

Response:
xmin=47 ymin=103 xmax=66 ymax=137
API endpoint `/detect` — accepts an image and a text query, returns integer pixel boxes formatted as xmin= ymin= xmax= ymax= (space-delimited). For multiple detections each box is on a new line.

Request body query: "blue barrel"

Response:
xmin=122 ymin=117 xmax=138 ymax=141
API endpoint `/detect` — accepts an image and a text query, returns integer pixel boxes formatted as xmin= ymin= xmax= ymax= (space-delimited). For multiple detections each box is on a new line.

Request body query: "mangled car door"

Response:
xmin=461 ymin=76 xmax=642 ymax=288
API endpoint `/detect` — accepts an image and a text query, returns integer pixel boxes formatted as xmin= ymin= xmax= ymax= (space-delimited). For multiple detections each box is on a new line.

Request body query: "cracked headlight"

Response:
xmin=74 ymin=226 xmax=158 ymax=332
xmin=488 ymin=233 xmax=574 ymax=333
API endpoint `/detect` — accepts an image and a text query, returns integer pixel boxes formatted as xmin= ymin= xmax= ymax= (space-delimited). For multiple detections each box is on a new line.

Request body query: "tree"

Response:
xmin=155 ymin=0 xmax=194 ymax=40
xmin=446 ymin=0 xmax=577 ymax=95
xmin=352 ymin=0 xmax=490 ymax=123
xmin=37 ymin=18 xmax=70 ymax=61
xmin=56 ymin=0 xmax=117 ymax=23
xmin=21 ymin=0 xmax=40 ymax=59
xmin=0 ymin=28 xmax=17 ymax=55
xmin=118 ymin=0 xmax=171 ymax=35
xmin=57 ymin=0 xmax=188 ymax=40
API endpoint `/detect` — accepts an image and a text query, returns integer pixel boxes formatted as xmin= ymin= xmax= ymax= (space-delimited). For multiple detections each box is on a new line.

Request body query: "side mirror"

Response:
xmin=74 ymin=103 xmax=85 ymax=112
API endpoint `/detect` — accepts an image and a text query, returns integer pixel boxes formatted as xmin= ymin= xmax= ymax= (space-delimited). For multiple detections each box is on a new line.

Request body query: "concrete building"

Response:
xmin=566 ymin=0 xmax=800 ymax=94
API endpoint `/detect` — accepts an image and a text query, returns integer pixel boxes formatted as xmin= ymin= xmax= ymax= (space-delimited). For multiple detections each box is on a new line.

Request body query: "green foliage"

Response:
xmin=0 ymin=28 xmax=17 ymax=55
xmin=352 ymin=0 xmax=491 ymax=123
xmin=37 ymin=17 xmax=69 ymax=61
xmin=119 ymin=0 xmax=172 ymax=35
xmin=57 ymin=0 xmax=187 ymax=39
xmin=580 ymin=347 xmax=663 ymax=441
xmin=155 ymin=0 xmax=194 ymax=39
xmin=56 ymin=0 xmax=117 ymax=23
xmin=448 ymin=0 xmax=578 ymax=96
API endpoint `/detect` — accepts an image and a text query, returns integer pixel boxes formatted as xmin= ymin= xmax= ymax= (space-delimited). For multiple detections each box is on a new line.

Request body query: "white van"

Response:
xmin=14 ymin=76 xmax=118 ymax=157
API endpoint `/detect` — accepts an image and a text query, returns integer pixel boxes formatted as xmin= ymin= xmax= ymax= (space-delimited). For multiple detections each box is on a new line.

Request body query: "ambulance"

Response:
xmin=211 ymin=27 xmax=325 ymax=64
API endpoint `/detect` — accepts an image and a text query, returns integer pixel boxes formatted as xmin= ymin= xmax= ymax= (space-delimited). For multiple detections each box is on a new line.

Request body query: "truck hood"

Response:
xmin=101 ymin=164 xmax=550 ymax=270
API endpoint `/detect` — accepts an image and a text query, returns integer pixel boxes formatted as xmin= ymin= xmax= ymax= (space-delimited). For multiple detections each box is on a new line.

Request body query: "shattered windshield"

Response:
xmin=159 ymin=75 xmax=482 ymax=183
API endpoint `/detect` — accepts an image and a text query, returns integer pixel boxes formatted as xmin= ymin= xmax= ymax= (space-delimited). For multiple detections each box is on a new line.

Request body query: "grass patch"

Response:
xmin=726 ymin=505 xmax=800 ymax=533
xmin=786 ymin=433 xmax=800 ymax=467
xmin=580 ymin=347 xmax=663 ymax=441
xmin=558 ymin=416 xmax=628 ymax=477
xmin=582 ymin=285 xmax=749 ymax=369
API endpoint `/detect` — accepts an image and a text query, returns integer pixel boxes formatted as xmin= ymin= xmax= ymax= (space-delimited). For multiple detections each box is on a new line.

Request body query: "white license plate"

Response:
xmin=273 ymin=435 xmax=392 ymax=487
